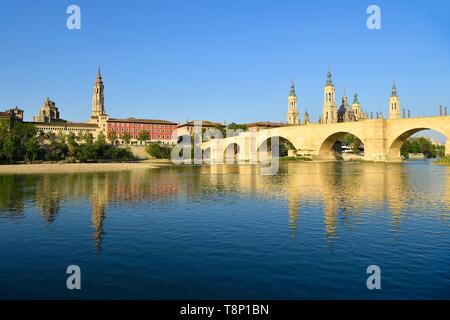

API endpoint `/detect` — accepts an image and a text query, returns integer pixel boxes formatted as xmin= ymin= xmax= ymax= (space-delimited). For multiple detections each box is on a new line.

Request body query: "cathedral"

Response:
xmin=33 ymin=97 xmax=63 ymax=123
xmin=10 ymin=68 xmax=177 ymax=144
xmin=321 ymin=70 xmax=368 ymax=124
xmin=287 ymin=70 xmax=371 ymax=125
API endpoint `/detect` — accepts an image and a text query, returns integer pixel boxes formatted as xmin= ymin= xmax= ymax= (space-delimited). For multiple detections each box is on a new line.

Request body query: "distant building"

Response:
xmin=107 ymin=118 xmax=178 ymax=145
xmin=287 ymin=81 xmax=299 ymax=125
xmin=0 ymin=107 xmax=24 ymax=125
xmin=322 ymin=70 xmax=338 ymax=124
xmin=389 ymin=82 xmax=401 ymax=119
xmin=8 ymin=107 xmax=24 ymax=122
xmin=177 ymin=120 xmax=226 ymax=137
xmin=18 ymin=67 xmax=178 ymax=143
xmin=0 ymin=111 xmax=10 ymax=122
xmin=246 ymin=121 xmax=286 ymax=132
xmin=33 ymin=122 xmax=98 ymax=137
xmin=31 ymin=94 xmax=98 ymax=138
xmin=303 ymin=110 xmax=310 ymax=125
xmin=321 ymin=70 xmax=367 ymax=124
xmin=337 ymin=94 xmax=355 ymax=122
xmin=33 ymin=97 xmax=63 ymax=123
xmin=424 ymin=136 xmax=443 ymax=147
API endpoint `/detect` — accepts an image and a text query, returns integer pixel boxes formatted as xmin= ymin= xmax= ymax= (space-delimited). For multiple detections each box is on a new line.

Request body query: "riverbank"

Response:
xmin=0 ymin=160 xmax=174 ymax=174
xmin=434 ymin=156 xmax=450 ymax=166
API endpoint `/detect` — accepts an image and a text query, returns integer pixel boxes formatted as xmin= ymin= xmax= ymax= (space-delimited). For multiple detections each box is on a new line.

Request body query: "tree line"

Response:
xmin=401 ymin=137 xmax=445 ymax=158
xmin=0 ymin=120 xmax=134 ymax=164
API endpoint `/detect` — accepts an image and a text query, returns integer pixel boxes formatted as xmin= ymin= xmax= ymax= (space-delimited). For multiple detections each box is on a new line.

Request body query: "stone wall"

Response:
xmin=121 ymin=145 xmax=151 ymax=160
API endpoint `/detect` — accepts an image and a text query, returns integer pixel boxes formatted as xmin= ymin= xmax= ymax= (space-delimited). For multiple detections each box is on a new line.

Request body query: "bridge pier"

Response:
xmin=203 ymin=116 xmax=450 ymax=164
xmin=363 ymin=138 xmax=389 ymax=162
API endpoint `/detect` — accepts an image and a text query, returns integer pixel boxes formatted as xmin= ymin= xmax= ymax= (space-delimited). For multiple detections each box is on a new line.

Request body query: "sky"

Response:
xmin=0 ymin=0 xmax=449 ymax=138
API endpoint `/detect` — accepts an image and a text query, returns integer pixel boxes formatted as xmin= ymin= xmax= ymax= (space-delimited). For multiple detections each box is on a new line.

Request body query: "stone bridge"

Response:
xmin=200 ymin=116 xmax=450 ymax=162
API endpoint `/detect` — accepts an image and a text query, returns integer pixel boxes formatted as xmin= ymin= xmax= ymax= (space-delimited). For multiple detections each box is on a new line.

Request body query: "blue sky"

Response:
xmin=1 ymin=0 xmax=450 ymax=130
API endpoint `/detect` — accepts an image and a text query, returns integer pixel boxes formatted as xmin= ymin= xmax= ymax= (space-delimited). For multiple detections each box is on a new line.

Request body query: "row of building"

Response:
xmin=2 ymin=68 xmax=417 ymax=145
xmin=1 ymin=68 xmax=293 ymax=144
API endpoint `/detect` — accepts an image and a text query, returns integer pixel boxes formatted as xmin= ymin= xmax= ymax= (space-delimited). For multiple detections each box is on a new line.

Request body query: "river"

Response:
xmin=0 ymin=160 xmax=449 ymax=299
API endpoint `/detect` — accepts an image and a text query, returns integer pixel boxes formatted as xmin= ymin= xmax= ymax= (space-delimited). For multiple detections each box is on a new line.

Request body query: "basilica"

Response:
xmin=286 ymin=70 xmax=403 ymax=125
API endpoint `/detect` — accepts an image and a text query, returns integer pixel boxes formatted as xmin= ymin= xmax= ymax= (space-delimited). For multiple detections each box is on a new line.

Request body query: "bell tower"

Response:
xmin=91 ymin=67 xmax=106 ymax=120
xmin=389 ymin=82 xmax=401 ymax=119
xmin=322 ymin=70 xmax=337 ymax=124
xmin=287 ymin=81 xmax=299 ymax=125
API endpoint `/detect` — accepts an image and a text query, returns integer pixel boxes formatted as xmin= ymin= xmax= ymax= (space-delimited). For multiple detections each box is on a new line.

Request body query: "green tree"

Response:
xmin=146 ymin=142 xmax=172 ymax=159
xmin=401 ymin=137 xmax=438 ymax=158
xmin=66 ymin=132 xmax=79 ymax=159
xmin=227 ymin=122 xmax=248 ymax=133
xmin=122 ymin=132 xmax=131 ymax=145
xmin=24 ymin=137 xmax=39 ymax=162
xmin=1 ymin=136 xmax=16 ymax=163
xmin=138 ymin=130 xmax=150 ymax=144
xmin=342 ymin=134 xmax=362 ymax=153
xmin=96 ymin=132 xmax=106 ymax=145
xmin=107 ymin=131 xmax=117 ymax=145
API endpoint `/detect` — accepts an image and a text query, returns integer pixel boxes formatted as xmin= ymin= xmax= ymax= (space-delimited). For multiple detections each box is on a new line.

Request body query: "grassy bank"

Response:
xmin=434 ymin=156 xmax=450 ymax=166
xmin=280 ymin=156 xmax=312 ymax=162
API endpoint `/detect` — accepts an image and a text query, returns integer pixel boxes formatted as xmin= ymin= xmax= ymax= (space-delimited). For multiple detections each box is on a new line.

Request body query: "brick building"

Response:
xmin=107 ymin=118 xmax=178 ymax=145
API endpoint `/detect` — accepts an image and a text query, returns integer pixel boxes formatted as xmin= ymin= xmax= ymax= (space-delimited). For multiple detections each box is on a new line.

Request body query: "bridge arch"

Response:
xmin=256 ymin=135 xmax=297 ymax=159
xmin=387 ymin=127 xmax=448 ymax=160
xmin=318 ymin=131 xmax=365 ymax=160
xmin=202 ymin=147 xmax=211 ymax=162
xmin=223 ymin=142 xmax=241 ymax=163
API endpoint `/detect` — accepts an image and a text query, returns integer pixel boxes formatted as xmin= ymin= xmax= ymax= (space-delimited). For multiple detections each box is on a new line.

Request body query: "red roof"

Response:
xmin=108 ymin=118 xmax=177 ymax=125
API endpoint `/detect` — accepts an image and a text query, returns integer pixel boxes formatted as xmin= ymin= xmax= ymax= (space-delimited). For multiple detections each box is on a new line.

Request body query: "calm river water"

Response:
xmin=0 ymin=160 xmax=449 ymax=299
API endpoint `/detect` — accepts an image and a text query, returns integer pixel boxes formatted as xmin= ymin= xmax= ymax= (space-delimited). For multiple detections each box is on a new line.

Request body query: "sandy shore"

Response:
xmin=0 ymin=161 xmax=172 ymax=175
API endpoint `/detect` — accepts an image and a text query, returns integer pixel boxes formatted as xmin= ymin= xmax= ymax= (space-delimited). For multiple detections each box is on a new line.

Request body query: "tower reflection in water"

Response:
xmin=0 ymin=162 xmax=448 ymax=251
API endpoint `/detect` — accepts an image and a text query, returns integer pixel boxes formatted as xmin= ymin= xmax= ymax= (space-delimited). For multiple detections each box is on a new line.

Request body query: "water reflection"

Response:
xmin=0 ymin=162 xmax=449 ymax=250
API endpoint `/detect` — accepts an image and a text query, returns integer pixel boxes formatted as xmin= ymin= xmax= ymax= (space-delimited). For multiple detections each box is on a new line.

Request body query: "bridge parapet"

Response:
xmin=200 ymin=116 xmax=449 ymax=163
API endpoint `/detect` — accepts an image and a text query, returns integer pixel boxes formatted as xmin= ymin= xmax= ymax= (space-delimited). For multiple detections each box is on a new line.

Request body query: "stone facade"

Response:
xmin=33 ymin=97 xmax=61 ymax=123
xmin=21 ymin=68 xmax=177 ymax=143
xmin=389 ymin=83 xmax=401 ymax=119
xmin=286 ymin=81 xmax=299 ymax=125
xmin=107 ymin=118 xmax=178 ymax=145
xmin=322 ymin=70 xmax=338 ymax=124
xmin=202 ymin=116 xmax=450 ymax=163
xmin=90 ymin=67 xmax=107 ymax=120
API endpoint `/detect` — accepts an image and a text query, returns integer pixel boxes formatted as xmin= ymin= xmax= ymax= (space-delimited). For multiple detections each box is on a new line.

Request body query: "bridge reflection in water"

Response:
xmin=0 ymin=162 xmax=449 ymax=252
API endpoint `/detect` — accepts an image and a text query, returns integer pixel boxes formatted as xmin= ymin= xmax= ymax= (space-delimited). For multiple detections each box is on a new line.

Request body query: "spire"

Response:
xmin=91 ymin=66 xmax=105 ymax=118
xmin=97 ymin=66 xmax=102 ymax=81
xmin=304 ymin=109 xmax=309 ymax=116
xmin=326 ymin=68 xmax=333 ymax=86
xmin=353 ymin=93 xmax=360 ymax=104
xmin=391 ymin=82 xmax=397 ymax=96
xmin=289 ymin=81 xmax=296 ymax=97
